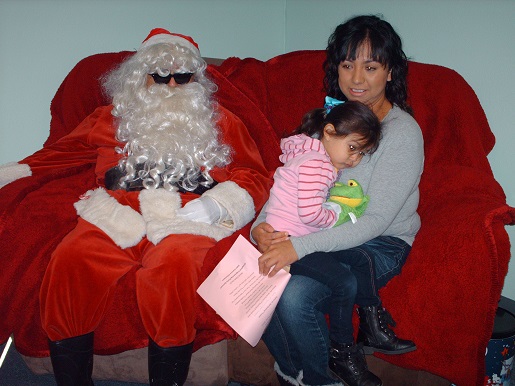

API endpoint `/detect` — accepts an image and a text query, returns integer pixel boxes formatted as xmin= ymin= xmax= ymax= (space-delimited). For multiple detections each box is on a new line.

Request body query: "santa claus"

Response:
xmin=4 ymin=28 xmax=270 ymax=385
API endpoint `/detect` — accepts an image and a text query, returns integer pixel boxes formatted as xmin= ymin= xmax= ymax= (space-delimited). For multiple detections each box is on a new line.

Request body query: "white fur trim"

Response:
xmin=274 ymin=362 xmax=300 ymax=386
xmin=0 ymin=162 xmax=31 ymax=188
xmin=274 ymin=363 xmax=342 ymax=386
xmin=74 ymin=188 xmax=146 ymax=249
xmin=139 ymin=35 xmax=200 ymax=56
xmin=139 ymin=189 xmax=234 ymax=244
xmin=202 ymin=181 xmax=255 ymax=231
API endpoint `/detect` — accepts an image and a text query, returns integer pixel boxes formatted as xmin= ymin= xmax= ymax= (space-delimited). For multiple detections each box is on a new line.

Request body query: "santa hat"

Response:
xmin=139 ymin=28 xmax=200 ymax=56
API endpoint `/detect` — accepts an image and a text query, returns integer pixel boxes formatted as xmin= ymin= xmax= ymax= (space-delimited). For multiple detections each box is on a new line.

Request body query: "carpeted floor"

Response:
xmin=0 ymin=341 xmax=245 ymax=386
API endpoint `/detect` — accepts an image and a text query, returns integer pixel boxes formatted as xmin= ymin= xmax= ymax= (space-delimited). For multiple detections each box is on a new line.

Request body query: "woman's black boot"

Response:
xmin=329 ymin=341 xmax=382 ymax=386
xmin=48 ymin=332 xmax=94 ymax=386
xmin=148 ymin=338 xmax=193 ymax=386
xmin=357 ymin=304 xmax=416 ymax=355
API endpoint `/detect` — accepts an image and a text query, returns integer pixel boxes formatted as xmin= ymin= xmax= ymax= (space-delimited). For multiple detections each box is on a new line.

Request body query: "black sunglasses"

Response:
xmin=150 ymin=72 xmax=194 ymax=85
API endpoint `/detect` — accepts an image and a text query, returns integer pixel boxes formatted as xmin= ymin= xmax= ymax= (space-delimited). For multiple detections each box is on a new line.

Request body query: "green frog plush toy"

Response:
xmin=328 ymin=179 xmax=369 ymax=226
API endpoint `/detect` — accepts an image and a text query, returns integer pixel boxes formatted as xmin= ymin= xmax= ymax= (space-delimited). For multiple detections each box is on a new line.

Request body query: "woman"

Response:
xmin=251 ymin=15 xmax=424 ymax=386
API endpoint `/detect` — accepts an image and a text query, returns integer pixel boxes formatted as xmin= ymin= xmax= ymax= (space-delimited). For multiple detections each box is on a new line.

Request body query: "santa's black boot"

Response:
xmin=148 ymin=338 xmax=193 ymax=386
xmin=357 ymin=304 xmax=416 ymax=355
xmin=329 ymin=341 xmax=382 ymax=386
xmin=48 ymin=332 xmax=94 ymax=386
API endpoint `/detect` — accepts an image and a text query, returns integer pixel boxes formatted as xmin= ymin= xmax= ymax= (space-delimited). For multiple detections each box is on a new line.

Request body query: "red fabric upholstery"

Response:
xmin=217 ymin=51 xmax=515 ymax=386
xmin=0 ymin=49 xmax=514 ymax=386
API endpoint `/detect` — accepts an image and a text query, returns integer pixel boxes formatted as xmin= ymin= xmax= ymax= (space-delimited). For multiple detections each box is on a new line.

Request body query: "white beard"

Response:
xmin=112 ymin=81 xmax=231 ymax=191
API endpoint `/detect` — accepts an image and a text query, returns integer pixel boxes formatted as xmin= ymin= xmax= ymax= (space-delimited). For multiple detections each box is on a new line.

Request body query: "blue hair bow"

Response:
xmin=324 ymin=96 xmax=344 ymax=114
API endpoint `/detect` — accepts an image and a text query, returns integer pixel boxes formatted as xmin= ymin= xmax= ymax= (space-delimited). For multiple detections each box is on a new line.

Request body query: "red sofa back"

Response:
xmin=217 ymin=50 xmax=496 ymax=173
xmin=48 ymin=49 xmax=496 ymax=176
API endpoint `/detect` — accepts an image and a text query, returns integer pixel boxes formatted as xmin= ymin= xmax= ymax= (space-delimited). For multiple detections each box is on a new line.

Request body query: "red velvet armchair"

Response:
xmin=1 ymin=49 xmax=514 ymax=386
xmin=217 ymin=51 xmax=515 ymax=386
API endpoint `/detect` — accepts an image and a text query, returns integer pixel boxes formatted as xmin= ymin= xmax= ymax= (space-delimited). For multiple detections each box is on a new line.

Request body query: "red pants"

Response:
xmin=40 ymin=218 xmax=215 ymax=347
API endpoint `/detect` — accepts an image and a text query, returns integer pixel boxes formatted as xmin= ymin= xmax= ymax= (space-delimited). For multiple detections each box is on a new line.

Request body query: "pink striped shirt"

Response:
xmin=265 ymin=134 xmax=338 ymax=236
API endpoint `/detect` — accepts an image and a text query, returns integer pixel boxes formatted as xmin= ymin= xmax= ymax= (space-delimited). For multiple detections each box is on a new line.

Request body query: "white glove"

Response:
xmin=176 ymin=196 xmax=229 ymax=225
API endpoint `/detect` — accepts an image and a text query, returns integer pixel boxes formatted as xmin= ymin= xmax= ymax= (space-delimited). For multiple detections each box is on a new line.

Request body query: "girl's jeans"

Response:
xmin=262 ymin=236 xmax=411 ymax=385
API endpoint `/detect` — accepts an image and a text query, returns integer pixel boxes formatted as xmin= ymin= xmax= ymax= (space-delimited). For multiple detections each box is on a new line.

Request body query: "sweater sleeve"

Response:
xmin=291 ymin=108 xmax=424 ymax=259
xmin=296 ymin=158 xmax=338 ymax=228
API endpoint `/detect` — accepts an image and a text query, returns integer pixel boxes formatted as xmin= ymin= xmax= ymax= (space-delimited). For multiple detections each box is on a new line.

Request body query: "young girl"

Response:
xmin=265 ymin=99 xmax=381 ymax=237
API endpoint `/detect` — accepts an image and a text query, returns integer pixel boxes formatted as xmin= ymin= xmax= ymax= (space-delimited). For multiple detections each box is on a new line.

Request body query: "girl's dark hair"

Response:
xmin=324 ymin=15 xmax=412 ymax=115
xmin=295 ymin=101 xmax=381 ymax=154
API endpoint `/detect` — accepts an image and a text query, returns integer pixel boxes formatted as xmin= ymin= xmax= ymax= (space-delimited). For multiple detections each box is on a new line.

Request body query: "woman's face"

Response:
xmin=337 ymin=44 xmax=392 ymax=117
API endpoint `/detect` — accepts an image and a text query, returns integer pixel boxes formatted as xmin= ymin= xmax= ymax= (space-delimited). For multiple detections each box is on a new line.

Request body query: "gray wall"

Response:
xmin=1 ymin=0 xmax=513 ymax=299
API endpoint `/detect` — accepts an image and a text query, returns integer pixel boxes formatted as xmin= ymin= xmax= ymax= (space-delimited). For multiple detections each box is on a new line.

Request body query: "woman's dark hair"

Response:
xmin=324 ymin=15 xmax=412 ymax=115
xmin=294 ymin=101 xmax=382 ymax=154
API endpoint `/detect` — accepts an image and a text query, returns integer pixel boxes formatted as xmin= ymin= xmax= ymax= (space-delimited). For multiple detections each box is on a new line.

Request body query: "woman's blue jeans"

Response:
xmin=262 ymin=236 xmax=411 ymax=385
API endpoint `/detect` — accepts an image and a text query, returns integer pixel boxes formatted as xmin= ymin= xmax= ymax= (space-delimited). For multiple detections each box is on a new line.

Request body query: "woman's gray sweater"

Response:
xmin=252 ymin=105 xmax=424 ymax=259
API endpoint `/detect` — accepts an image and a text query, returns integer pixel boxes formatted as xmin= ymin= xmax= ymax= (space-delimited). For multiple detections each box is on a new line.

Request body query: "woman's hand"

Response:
xmin=251 ymin=222 xmax=289 ymax=253
xmin=258 ymin=239 xmax=299 ymax=277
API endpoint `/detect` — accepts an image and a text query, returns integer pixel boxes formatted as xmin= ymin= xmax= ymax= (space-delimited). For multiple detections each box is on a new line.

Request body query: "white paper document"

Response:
xmin=197 ymin=235 xmax=291 ymax=346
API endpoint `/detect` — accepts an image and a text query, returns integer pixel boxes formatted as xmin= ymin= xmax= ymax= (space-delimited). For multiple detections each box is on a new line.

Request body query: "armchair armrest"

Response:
xmin=0 ymin=162 xmax=97 ymax=351
xmin=377 ymin=165 xmax=515 ymax=384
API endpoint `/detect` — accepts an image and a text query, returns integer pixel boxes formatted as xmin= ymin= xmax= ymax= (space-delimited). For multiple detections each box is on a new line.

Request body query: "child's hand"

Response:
xmin=252 ymin=222 xmax=289 ymax=253
xmin=332 ymin=202 xmax=355 ymax=226
xmin=258 ymin=239 xmax=298 ymax=277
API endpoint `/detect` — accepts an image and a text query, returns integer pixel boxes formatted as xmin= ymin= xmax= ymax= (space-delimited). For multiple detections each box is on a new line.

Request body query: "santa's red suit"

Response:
xmin=21 ymin=103 xmax=270 ymax=347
